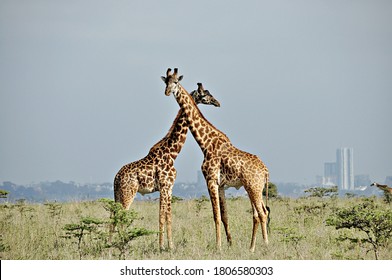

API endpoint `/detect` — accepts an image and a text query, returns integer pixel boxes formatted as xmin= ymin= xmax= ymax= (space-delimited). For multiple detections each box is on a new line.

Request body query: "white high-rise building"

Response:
xmin=323 ymin=162 xmax=338 ymax=186
xmin=336 ymin=148 xmax=354 ymax=190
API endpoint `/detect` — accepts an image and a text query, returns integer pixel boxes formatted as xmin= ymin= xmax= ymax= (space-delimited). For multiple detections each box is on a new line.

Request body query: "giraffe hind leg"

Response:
xmin=247 ymin=187 xmax=269 ymax=252
xmin=114 ymin=178 xmax=138 ymax=210
xmin=250 ymin=203 xmax=260 ymax=252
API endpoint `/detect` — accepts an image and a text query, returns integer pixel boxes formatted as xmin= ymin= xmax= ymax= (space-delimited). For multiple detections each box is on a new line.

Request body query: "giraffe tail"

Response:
xmin=265 ymin=173 xmax=269 ymax=209
xmin=265 ymin=173 xmax=271 ymax=234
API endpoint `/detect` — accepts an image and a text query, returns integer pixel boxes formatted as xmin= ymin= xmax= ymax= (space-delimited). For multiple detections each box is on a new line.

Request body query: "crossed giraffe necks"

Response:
xmin=114 ymin=83 xmax=219 ymax=250
xmin=175 ymin=85 xmax=229 ymax=155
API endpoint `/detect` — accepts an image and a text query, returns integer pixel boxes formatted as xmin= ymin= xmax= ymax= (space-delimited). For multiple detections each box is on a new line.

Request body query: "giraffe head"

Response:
xmin=190 ymin=83 xmax=220 ymax=107
xmin=161 ymin=68 xmax=183 ymax=97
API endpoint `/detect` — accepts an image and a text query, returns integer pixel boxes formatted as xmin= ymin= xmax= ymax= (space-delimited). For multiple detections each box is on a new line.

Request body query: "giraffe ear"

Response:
xmin=161 ymin=76 xmax=166 ymax=83
xmin=178 ymin=75 xmax=183 ymax=81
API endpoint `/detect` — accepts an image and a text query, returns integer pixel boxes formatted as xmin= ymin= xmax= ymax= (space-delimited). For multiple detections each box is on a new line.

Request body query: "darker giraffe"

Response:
xmin=161 ymin=68 xmax=269 ymax=252
xmin=114 ymin=83 xmax=220 ymax=250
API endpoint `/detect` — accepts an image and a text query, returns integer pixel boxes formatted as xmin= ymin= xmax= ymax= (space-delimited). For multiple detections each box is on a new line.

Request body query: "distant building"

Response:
xmin=336 ymin=148 xmax=354 ymax=191
xmin=320 ymin=148 xmax=354 ymax=190
xmin=324 ymin=162 xmax=337 ymax=186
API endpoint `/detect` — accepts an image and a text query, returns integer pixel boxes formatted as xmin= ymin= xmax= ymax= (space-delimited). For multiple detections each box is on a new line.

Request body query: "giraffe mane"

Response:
xmin=149 ymin=109 xmax=184 ymax=152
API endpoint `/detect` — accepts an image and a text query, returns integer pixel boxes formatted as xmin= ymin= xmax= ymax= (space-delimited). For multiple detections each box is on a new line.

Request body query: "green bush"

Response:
xmin=326 ymin=201 xmax=392 ymax=260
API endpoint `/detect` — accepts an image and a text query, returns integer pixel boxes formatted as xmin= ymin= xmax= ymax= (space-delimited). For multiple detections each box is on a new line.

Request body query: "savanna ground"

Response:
xmin=0 ymin=195 xmax=391 ymax=260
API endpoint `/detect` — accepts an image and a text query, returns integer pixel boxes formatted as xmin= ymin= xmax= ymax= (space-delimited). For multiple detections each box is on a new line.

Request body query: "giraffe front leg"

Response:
xmin=165 ymin=187 xmax=174 ymax=250
xmin=158 ymin=183 xmax=174 ymax=251
xmin=158 ymin=190 xmax=168 ymax=251
xmin=207 ymin=181 xmax=222 ymax=251
xmin=219 ymin=187 xmax=232 ymax=246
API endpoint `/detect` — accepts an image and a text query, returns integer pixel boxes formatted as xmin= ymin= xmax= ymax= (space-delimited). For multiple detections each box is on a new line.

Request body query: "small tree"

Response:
xmin=44 ymin=202 xmax=63 ymax=246
xmin=0 ymin=190 xmax=8 ymax=199
xmin=63 ymin=217 xmax=105 ymax=260
xmin=263 ymin=182 xmax=279 ymax=198
xmin=171 ymin=196 xmax=183 ymax=203
xmin=275 ymin=227 xmax=305 ymax=259
xmin=304 ymin=186 xmax=338 ymax=198
xmin=63 ymin=199 xmax=155 ymax=259
xmin=99 ymin=198 xmax=155 ymax=259
xmin=14 ymin=199 xmax=34 ymax=218
xmin=194 ymin=195 xmax=209 ymax=216
xmin=326 ymin=201 xmax=392 ymax=260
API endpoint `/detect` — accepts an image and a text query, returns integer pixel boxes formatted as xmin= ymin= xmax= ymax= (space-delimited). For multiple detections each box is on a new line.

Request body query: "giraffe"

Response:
xmin=113 ymin=83 xmax=220 ymax=250
xmin=371 ymin=182 xmax=392 ymax=194
xmin=161 ymin=68 xmax=269 ymax=252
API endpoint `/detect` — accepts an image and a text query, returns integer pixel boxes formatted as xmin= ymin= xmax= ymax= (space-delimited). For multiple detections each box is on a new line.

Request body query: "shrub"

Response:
xmin=63 ymin=217 xmax=105 ymax=259
xmin=0 ymin=190 xmax=9 ymax=199
xmin=98 ymin=199 xmax=156 ymax=259
xmin=304 ymin=186 xmax=338 ymax=198
xmin=326 ymin=201 xmax=392 ymax=260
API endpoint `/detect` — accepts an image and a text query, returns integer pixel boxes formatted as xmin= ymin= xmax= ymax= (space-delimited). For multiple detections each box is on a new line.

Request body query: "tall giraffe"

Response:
xmin=371 ymin=182 xmax=392 ymax=194
xmin=114 ymin=83 xmax=220 ymax=250
xmin=161 ymin=68 xmax=269 ymax=252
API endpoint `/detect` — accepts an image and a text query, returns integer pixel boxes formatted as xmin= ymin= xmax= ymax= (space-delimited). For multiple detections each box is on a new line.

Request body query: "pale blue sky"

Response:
xmin=0 ymin=0 xmax=391 ymax=185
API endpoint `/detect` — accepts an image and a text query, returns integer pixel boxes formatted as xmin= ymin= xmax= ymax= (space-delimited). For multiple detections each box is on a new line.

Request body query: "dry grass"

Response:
xmin=1 ymin=196 xmax=391 ymax=260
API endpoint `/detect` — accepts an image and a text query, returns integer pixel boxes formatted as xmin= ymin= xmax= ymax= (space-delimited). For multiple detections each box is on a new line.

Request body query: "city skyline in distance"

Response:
xmin=318 ymin=147 xmax=390 ymax=190
xmin=1 ymin=145 xmax=390 ymax=188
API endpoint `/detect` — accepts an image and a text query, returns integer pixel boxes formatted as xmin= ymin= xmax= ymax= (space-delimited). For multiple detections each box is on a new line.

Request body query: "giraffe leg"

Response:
xmin=261 ymin=213 xmax=269 ymax=247
xmin=207 ymin=181 xmax=222 ymax=250
xmin=122 ymin=189 xmax=137 ymax=211
xmin=165 ymin=187 xmax=174 ymax=250
xmin=250 ymin=203 xmax=260 ymax=252
xmin=258 ymin=202 xmax=269 ymax=245
xmin=158 ymin=189 xmax=168 ymax=250
xmin=112 ymin=179 xmax=137 ymax=257
xmin=114 ymin=177 xmax=138 ymax=210
xmin=158 ymin=182 xmax=175 ymax=251
xmin=246 ymin=187 xmax=269 ymax=251
xmin=219 ymin=187 xmax=232 ymax=246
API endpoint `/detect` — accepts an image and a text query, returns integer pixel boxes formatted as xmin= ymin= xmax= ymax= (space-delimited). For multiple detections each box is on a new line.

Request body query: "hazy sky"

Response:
xmin=1 ymin=0 xmax=391 ymax=185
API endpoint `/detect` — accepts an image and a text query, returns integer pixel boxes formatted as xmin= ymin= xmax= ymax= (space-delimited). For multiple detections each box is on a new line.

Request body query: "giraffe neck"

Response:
xmin=376 ymin=184 xmax=391 ymax=192
xmin=149 ymin=109 xmax=189 ymax=161
xmin=173 ymin=85 xmax=230 ymax=155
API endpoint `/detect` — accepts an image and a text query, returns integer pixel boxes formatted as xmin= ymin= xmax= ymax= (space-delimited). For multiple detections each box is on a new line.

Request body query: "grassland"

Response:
xmin=0 ymin=196 xmax=391 ymax=260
